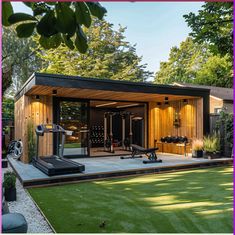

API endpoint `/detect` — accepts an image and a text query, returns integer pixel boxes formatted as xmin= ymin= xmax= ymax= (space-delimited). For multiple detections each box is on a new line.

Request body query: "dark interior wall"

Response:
xmin=90 ymin=108 xmax=104 ymax=126
xmin=125 ymin=106 xmax=145 ymax=146
xmin=90 ymin=108 xmax=122 ymax=144
xmin=89 ymin=105 xmax=146 ymax=147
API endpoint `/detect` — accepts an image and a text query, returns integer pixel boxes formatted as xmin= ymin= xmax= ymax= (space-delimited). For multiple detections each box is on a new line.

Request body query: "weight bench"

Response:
xmin=121 ymin=144 xmax=162 ymax=164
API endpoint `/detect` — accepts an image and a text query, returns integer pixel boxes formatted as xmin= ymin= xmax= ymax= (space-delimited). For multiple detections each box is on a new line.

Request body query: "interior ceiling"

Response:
xmin=90 ymin=100 xmax=140 ymax=108
xmin=26 ymin=85 xmax=198 ymax=102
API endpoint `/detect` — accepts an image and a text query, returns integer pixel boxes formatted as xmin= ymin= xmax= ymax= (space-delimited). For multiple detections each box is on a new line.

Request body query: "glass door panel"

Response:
xmin=59 ymin=100 xmax=89 ymax=157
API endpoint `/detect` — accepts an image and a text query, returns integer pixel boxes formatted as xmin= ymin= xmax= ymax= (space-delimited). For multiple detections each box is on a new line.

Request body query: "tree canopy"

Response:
xmin=195 ymin=54 xmax=233 ymax=88
xmin=155 ymin=38 xmax=210 ymax=84
xmin=184 ymin=2 xmax=233 ymax=56
xmin=36 ymin=18 xmax=152 ymax=82
xmin=2 ymin=98 xmax=14 ymax=121
xmin=155 ymin=2 xmax=233 ymax=88
xmin=2 ymin=2 xmax=107 ymax=53
xmin=2 ymin=27 xmax=43 ymax=96
xmin=154 ymin=37 xmax=232 ymax=88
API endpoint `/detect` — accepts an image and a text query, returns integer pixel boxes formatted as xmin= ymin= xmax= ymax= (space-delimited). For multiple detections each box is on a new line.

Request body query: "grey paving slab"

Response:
xmin=8 ymin=154 xmax=231 ymax=184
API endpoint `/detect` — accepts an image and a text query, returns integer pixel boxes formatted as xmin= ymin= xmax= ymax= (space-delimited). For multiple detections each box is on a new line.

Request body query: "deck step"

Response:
xmin=9 ymin=158 xmax=233 ymax=188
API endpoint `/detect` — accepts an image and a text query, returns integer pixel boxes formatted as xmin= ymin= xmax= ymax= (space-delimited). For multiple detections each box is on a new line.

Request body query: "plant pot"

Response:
xmin=4 ymin=187 xmax=16 ymax=201
xmin=2 ymin=153 xmax=7 ymax=159
xmin=192 ymin=150 xmax=203 ymax=158
xmin=2 ymin=159 xmax=8 ymax=168
xmin=204 ymin=151 xmax=221 ymax=159
xmin=224 ymin=146 xmax=233 ymax=158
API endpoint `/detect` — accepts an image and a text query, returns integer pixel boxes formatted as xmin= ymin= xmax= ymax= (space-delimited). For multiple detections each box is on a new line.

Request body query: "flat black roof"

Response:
xmin=15 ymin=72 xmax=210 ymax=101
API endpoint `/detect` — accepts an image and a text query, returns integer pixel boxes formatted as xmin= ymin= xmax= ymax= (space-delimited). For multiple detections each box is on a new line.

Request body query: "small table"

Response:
xmin=176 ymin=142 xmax=189 ymax=157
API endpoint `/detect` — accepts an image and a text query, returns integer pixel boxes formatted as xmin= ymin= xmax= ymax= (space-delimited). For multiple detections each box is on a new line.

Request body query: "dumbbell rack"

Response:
xmin=90 ymin=125 xmax=104 ymax=147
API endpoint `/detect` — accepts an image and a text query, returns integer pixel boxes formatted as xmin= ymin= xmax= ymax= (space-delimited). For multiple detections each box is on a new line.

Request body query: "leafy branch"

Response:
xmin=2 ymin=1 xmax=107 ymax=53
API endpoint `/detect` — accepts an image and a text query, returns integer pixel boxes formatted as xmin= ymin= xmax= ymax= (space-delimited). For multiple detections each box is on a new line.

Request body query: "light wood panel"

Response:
xmin=148 ymin=102 xmax=156 ymax=148
xmin=15 ymin=94 xmax=203 ymax=161
xmin=26 ymin=85 xmax=196 ymax=103
xmin=148 ymin=98 xmax=203 ymax=154
xmin=196 ymin=98 xmax=203 ymax=139
xmin=156 ymin=142 xmax=192 ymax=155
xmin=15 ymin=95 xmax=53 ymax=163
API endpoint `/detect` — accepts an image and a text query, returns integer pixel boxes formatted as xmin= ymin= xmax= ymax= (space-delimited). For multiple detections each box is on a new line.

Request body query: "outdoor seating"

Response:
xmin=2 ymin=186 xmax=28 ymax=233
xmin=2 ymin=213 xmax=28 ymax=233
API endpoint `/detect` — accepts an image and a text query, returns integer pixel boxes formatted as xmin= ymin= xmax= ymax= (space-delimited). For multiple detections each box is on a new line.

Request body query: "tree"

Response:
xmin=154 ymin=37 xmax=233 ymax=88
xmin=154 ymin=37 xmax=211 ymax=84
xmin=2 ymin=98 xmax=14 ymax=121
xmin=36 ymin=19 xmax=152 ymax=82
xmin=184 ymin=2 xmax=233 ymax=56
xmin=195 ymin=54 xmax=233 ymax=88
xmin=2 ymin=27 xmax=43 ymax=96
xmin=2 ymin=2 xmax=107 ymax=53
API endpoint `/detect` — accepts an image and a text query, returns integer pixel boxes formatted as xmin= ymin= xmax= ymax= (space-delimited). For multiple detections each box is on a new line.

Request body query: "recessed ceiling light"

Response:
xmin=52 ymin=90 xmax=57 ymax=96
xmin=96 ymin=102 xmax=117 ymax=107
xmin=116 ymin=103 xmax=139 ymax=108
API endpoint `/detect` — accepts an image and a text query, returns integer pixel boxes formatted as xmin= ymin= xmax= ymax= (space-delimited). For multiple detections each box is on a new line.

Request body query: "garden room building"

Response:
xmin=14 ymin=73 xmax=210 ymax=163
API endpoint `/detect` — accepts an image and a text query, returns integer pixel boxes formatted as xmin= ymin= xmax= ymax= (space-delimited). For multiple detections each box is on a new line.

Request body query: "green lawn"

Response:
xmin=64 ymin=143 xmax=81 ymax=148
xmin=28 ymin=166 xmax=233 ymax=233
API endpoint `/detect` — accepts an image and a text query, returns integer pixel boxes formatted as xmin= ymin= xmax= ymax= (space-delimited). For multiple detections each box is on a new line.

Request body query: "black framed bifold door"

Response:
xmin=53 ymin=98 xmax=89 ymax=158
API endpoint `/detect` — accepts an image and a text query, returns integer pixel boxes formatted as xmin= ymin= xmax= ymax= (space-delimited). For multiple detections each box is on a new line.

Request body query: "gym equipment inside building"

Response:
xmin=32 ymin=124 xmax=85 ymax=176
xmin=89 ymin=101 xmax=146 ymax=157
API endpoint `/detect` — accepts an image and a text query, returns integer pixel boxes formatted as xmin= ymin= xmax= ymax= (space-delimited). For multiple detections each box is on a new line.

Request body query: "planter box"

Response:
xmin=192 ymin=150 xmax=203 ymax=158
xmin=2 ymin=159 xmax=8 ymax=168
xmin=4 ymin=188 xmax=16 ymax=202
xmin=204 ymin=151 xmax=221 ymax=159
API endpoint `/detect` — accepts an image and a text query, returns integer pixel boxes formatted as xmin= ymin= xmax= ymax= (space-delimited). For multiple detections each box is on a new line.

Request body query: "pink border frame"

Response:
xmin=0 ymin=1 xmax=234 ymax=233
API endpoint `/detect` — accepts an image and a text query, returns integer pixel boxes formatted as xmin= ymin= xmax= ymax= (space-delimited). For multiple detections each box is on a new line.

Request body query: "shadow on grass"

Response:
xmin=28 ymin=166 xmax=233 ymax=233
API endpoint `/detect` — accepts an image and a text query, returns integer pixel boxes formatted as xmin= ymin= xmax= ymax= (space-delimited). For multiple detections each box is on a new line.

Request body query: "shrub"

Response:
xmin=215 ymin=111 xmax=233 ymax=157
xmin=2 ymin=148 xmax=7 ymax=158
xmin=27 ymin=120 xmax=36 ymax=163
xmin=192 ymin=139 xmax=203 ymax=151
xmin=203 ymin=134 xmax=220 ymax=153
xmin=3 ymin=171 xmax=16 ymax=189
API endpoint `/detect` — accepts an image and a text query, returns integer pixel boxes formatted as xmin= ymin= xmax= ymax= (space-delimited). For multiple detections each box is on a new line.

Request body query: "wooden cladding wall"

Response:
xmin=148 ymin=98 xmax=203 ymax=149
xmin=14 ymin=95 xmax=53 ymax=163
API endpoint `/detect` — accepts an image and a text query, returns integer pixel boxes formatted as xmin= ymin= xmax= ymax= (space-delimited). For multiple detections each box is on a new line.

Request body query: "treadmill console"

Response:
xmin=36 ymin=124 xmax=65 ymax=136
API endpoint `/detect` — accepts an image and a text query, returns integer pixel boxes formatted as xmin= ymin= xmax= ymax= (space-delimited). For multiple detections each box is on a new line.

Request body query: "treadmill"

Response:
xmin=32 ymin=124 xmax=85 ymax=176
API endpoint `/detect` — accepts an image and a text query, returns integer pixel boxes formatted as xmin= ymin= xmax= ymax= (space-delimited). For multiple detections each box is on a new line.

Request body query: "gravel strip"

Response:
xmin=3 ymin=166 xmax=53 ymax=233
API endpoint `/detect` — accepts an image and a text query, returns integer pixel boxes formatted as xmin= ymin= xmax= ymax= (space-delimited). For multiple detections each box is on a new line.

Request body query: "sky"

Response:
xmin=12 ymin=2 xmax=203 ymax=79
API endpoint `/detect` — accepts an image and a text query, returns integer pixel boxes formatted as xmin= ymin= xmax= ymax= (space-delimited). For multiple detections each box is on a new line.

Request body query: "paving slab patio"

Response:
xmin=8 ymin=154 xmax=232 ymax=187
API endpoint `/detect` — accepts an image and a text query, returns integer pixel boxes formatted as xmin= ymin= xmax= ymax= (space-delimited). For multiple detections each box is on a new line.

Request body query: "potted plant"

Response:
xmin=203 ymin=134 xmax=220 ymax=159
xmin=2 ymin=130 xmax=8 ymax=168
xmin=2 ymin=149 xmax=8 ymax=168
xmin=3 ymin=171 xmax=16 ymax=201
xmin=192 ymin=139 xmax=204 ymax=158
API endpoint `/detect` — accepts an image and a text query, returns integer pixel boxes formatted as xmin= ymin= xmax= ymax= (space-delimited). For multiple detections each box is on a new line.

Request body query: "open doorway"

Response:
xmin=89 ymin=100 xmax=147 ymax=157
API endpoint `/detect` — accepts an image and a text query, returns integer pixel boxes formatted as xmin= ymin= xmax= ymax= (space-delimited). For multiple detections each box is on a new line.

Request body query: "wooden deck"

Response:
xmin=8 ymin=154 xmax=232 ymax=188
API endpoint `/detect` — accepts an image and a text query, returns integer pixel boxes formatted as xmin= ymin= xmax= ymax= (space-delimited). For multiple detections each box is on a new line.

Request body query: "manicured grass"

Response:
xmin=64 ymin=143 xmax=81 ymax=148
xmin=28 ymin=166 xmax=233 ymax=233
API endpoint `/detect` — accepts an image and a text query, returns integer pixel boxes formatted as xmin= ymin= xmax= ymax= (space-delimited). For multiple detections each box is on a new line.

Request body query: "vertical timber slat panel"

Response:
xmin=14 ymin=95 xmax=53 ymax=163
xmin=148 ymin=102 xmax=156 ymax=148
xmin=196 ymin=98 xmax=203 ymax=139
xmin=151 ymin=98 xmax=203 ymax=154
